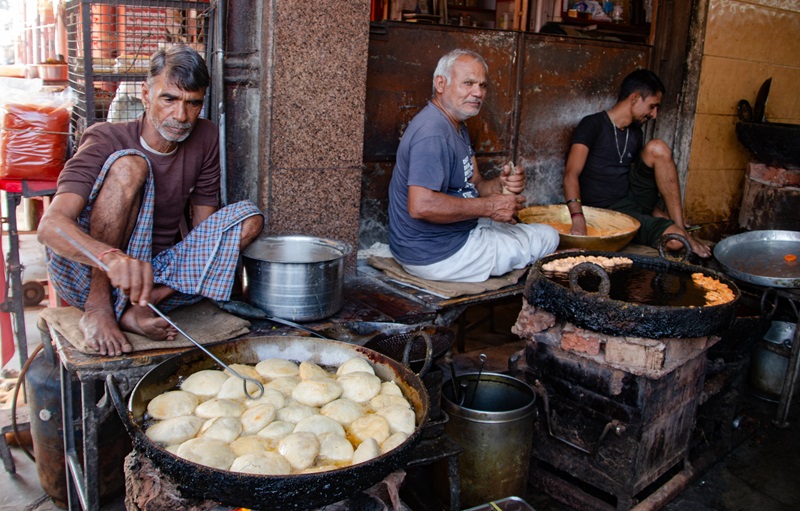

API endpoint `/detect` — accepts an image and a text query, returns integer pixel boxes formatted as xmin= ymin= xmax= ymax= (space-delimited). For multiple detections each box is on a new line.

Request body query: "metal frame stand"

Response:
xmin=2 ymin=190 xmax=29 ymax=368
xmin=1 ymin=180 xmax=56 ymax=474
xmin=772 ymin=290 xmax=800 ymax=428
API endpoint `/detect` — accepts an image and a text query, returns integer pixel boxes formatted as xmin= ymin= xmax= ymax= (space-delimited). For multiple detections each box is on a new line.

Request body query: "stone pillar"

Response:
xmin=257 ymin=0 xmax=370 ymax=271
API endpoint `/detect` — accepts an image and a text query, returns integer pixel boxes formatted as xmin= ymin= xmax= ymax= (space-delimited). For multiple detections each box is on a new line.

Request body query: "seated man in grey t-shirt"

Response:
xmin=388 ymin=49 xmax=558 ymax=283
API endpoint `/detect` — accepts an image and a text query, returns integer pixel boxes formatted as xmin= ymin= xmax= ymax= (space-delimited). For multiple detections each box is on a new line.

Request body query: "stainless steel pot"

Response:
xmin=242 ymin=235 xmax=352 ymax=321
xmin=749 ymin=320 xmax=796 ymax=400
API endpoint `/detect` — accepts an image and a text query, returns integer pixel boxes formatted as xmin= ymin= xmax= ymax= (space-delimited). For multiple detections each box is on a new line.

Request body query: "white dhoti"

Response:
xmin=400 ymin=219 xmax=559 ymax=283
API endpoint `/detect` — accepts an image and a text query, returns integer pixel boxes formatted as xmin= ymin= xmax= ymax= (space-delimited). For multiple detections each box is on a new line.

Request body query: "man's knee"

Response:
xmin=240 ymin=215 xmax=264 ymax=247
xmin=641 ymin=139 xmax=674 ymax=165
xmin=107 ymin=154 xmax=149 ymax=188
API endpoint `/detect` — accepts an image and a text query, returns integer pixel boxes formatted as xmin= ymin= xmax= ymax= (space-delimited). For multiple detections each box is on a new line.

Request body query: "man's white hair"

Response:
xmin=432 ymin=49 xmax=488 ymax=95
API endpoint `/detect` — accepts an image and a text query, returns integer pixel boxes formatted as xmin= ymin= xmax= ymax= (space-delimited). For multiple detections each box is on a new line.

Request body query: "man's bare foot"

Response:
xmin=79 ymin=307 xmax=133 ymax=356
xmin=688 ymin=235 xmax=712 ymax=259
xmin=120 ymin=304 xmax=178 ymax=341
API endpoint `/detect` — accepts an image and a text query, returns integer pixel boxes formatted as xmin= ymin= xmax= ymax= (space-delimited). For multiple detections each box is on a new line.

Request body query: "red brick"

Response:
xmin=512 ymin=299 xmax=556 ymax=339
xmin=747 ymin=162 xmax=800 ymax=187
xmin=561 ymin=323 xmax=602 ymax=356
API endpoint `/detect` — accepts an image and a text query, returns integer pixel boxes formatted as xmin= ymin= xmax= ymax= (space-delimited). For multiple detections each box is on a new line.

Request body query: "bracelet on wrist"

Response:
xmin=570 ymin=211 xmax=585 ymax=218
xmin=565 ymin=198 xmax=581 ymax=205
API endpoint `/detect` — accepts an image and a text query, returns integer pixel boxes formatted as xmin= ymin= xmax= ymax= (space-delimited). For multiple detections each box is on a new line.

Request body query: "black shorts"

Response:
xmin=607 ymin=158 xmax=673 ymax=248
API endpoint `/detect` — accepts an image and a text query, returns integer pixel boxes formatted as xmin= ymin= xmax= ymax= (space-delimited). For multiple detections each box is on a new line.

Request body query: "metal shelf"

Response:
xmin=65 ymin=0 xmax=212 ymax=140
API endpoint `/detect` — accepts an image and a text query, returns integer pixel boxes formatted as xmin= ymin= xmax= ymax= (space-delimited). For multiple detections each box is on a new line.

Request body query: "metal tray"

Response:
xmin=714 ymin=230 xmax=800 ymax=288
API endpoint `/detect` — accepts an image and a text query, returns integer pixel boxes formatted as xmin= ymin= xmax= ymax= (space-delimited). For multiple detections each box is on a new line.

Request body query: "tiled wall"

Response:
xmin=684 ymin=0 xmax=800 ymax=237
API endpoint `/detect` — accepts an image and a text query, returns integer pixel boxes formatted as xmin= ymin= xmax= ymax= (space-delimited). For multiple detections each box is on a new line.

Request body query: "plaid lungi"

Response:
xmin=47 ymin=149 xmax=263 ymax=319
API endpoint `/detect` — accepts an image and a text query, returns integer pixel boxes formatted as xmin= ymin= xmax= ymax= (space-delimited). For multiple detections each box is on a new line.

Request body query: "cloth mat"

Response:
xmin=40 ymin=299 xmax=251 ymax=355
xmin=367 ymin=255 xmax=527 ymax=298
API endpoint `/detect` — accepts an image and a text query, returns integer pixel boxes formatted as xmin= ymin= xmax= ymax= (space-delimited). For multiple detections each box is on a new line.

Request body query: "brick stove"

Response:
xmin=511 ymin=302 xmax=718 ymax=511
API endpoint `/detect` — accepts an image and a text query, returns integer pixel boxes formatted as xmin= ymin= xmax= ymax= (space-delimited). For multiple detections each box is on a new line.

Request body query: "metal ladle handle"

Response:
xmin=54 ymin=227 xmax=265 ymax=400
xmin=468 ymin=353 xmax=487 ymax=408
xmin=147 ymin=304 xmax=264 ymax=399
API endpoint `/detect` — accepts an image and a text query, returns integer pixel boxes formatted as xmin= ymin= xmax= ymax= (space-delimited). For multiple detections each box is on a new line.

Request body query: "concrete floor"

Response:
xmin=1 ymin=297 xmax=799 ymax=511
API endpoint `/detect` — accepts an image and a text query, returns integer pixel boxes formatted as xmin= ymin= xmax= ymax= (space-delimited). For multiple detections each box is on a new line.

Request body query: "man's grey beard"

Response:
xmin=150 ymin=116 xmax=193 ymax=142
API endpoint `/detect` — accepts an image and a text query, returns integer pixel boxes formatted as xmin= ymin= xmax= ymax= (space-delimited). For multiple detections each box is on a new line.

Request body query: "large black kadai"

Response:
xmin=525 ymin=250 xmax=740 ymax=339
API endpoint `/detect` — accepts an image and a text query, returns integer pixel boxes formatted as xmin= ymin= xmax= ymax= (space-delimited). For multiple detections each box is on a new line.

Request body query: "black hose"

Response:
xmin=11 ymin=343 xmax=42 ymax=462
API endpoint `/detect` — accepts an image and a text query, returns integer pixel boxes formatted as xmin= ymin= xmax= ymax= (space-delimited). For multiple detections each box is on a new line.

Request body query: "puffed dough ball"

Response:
xmin=336 ymin=357 xmax=375 ymax=376
xmin=376 ymin=405 xmax=416 ymax=435
xmin=217 ymin=376 xmax=263 ymax=401
xmin=298 ymin=361 xmax=331 ymax=380
xmin=369 ymin=394 xmax=411 ymax=411
xmin=292 ymin=378 xmax=343 ymax=407
xmin=147 ymin=390 xmax=199 ymax=419
xmin=320 ymin=399 xmax=365 ymax=427
xmin=257 ymin=420 xmax=296 ymax=447
xmin=380 ymin=381 xmax=403 ymax=396
xmin=265 ymin=376 xmax=301 ymax=397
xmin=245 ymin=388 xmax=286 ymax=409
xmin=180 ymin=370 xmax=229 ymax=398
xmin=277 ymin=403 xmax=317 ymax=424
xmin=293 ymin=414 xmax=345 ymax=438
xmin=224 ymin=364 xmax=262 ymax=382
xmin=351 ymin=437 xmax=380 ymax=465
xmin=176 ymin=437 xmax=236 ymax=470
xmin=381 ymin=432 xmax=409 ymax=454
xmin=146 ymin=416 xmax=203 ymax=445
xmin=256 ymin=359 xmax=300 ymax=379
xmin=241 ymin=404 xmax=277 ymax=434
xmin=230 ymin=435 xmax=270 ymax=457
xmin=165 ymin=444 xmax=181 ymax=455
xmin=199 ymin=416 xmax=242 ymax=443
xmin=278 ymin=432 xmax=320 ymax=471
xmin=349 ymin=414 xmax=391 ymax=445
xmin=230 ymin=452 xmax=292 ymax=475
xmin=338 ymin=372 xmax=382 ymax=403
xmin=318 ymin=433 xmax=354 ymax=463
xmin=194 ymin=398 xmax=244 ymax=419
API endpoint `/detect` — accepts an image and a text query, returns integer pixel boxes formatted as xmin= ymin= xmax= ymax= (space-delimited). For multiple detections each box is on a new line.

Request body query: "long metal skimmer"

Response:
xmin=55 ymin=227 xmax=264 ymax=399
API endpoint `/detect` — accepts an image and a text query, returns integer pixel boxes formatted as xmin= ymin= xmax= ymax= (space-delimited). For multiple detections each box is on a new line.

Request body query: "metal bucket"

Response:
xmin=441 ymin=372 xmax=536 ymax=508
xmin=749 ymin=320 xmax=797 ymax=401
xmin=242 ymin=235 xmax=352 ymax=321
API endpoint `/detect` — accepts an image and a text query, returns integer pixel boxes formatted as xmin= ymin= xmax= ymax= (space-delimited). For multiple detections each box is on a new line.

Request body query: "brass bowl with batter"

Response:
xmin=519 ymin=204 xmax=640 ymax=252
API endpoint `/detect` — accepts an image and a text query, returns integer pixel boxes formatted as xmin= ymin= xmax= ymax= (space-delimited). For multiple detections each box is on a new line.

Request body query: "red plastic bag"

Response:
xmin=0 ymin=81 xmax=75 ymax=181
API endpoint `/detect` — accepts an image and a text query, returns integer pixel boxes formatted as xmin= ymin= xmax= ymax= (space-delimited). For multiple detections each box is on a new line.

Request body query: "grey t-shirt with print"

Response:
xmin=388 ymin=102 xmax=478 ymax=266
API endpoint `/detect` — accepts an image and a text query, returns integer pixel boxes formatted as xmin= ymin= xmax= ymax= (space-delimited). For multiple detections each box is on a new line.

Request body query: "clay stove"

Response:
xmin=512 ymin=303 xmax=717 ymax=511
